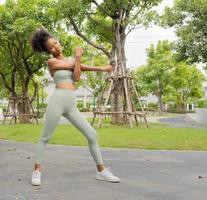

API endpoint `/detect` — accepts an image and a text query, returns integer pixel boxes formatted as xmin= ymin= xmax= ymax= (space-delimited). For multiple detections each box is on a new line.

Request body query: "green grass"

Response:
xmin=0 ymin=121 xmax=207 ymax=150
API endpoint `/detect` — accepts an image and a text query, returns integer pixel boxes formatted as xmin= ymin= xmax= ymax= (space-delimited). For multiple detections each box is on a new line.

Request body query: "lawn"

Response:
xmin=0 ymin=121 xmax=207 ymax=150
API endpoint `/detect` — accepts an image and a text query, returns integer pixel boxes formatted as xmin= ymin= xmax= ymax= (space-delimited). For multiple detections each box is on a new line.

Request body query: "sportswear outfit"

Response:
xmin=31 ymin=59 xmax=120 ymax=185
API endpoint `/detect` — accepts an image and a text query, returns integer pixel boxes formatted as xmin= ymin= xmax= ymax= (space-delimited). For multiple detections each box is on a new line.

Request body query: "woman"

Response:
xmin=29 ymin=28 xmax=120 ymax=186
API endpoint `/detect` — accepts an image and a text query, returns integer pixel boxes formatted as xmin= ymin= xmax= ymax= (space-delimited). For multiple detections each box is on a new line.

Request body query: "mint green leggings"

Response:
xmin=35 ymin=88 xmax=103 ymax=165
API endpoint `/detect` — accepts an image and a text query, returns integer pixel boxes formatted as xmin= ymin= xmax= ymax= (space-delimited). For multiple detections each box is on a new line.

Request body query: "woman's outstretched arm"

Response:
xmin=80 ymin=64 xmax=112 ymax=72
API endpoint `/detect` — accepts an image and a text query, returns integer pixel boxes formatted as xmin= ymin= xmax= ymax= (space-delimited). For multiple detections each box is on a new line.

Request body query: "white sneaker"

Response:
xmin=31 ymin=170 xmax=41 ymax=186
xmin=96 ymin=167 xmax=120 ymax=183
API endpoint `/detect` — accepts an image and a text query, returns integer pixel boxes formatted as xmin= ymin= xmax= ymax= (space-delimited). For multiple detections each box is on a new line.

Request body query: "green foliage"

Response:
xmin=134 ymin=40 xmax=175 ymax=111
xmin=81 ymin=47 xmax=109 ymax=97
xmin=134 ymin=40 xmax=205 ymax=110
xmin=171 ymin=62 xmax=205 ymax=108
xmin=79 ymin=107 xmax=90 ymax=112
xmin=38 ymin=103 xmax=47 ymax=109
xmin=0 ymin=0 xmax=78 ymax=102
xmin=166 ymin=108 xmax=196 ymax=114
xmin=0 ymin=87 xmax=10 ymax=99
xmin=161 ymin=0 xmax=207 ymax=69
xmin=0 ymin=0 xmax=57 ymax=98
xmin=85 ymin=14 xmax=112 ymax=44
xmin=148 ymin=102 xmax=158 ymax=109
xmin=58 ymin=0 xmax=162 ymax=56
xmin=76 ymin=100 xmax=84 ymax=108
xmin=197 ymin=99 xmax=207 ymax=108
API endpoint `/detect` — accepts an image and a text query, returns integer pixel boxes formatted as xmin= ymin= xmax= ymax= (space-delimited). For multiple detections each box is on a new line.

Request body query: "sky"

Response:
xmin=0 ymin=0 xmax=176 ymax=68
xmin=126 ymin=0 xmax=176 ymax=68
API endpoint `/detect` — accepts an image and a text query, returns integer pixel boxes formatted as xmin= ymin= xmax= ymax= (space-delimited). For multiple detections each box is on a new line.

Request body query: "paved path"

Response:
xmin=0 ymin=140 xmax=207 ymax=200
xmin=158 ymin=116 xmax=207 ymax=129
xmin=187 ymin=108 xmax=207 ymax=124
xmin=147 ymin=113 xmax=207 ymax=129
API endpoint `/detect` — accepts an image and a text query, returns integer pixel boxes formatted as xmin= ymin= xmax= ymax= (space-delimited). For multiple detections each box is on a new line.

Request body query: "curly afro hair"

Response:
xmin=30 ymin=28 xmax=53 ymax=53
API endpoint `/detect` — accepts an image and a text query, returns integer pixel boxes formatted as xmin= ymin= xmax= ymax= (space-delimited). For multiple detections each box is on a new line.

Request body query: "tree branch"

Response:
xmin=7 ymin=42 xmax=17 ymax=67
xmin=124 ymin=0 xmax=150 ymax=28
xmin=0 ymin=71 xmax=13 ymax=92
xmin=124 ymin=0 xmax=133 ymax=19
xmin=124 ymin=9 xmax=142 ymax=28
xmin=91 ymin=0 xmax=115 ymax=19
xmin=11 ymin=68 xmax=17 ymax=93
xmin=16 ymin=34 xmax=24 ymax=58
xmin=126 ymin=25 xmax=142 ymax=36
xmin=86 ymin=13 xmax=111 ymax=32
xmin=68 ymin=16 xmax=111 ymax=59
xmin=29 ymin=76 xmax=38 ymax=103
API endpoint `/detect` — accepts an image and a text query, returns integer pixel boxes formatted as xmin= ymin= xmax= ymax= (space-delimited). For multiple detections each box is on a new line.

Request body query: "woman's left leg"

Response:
xmin=62 ymin=90 xmax=120 ymax=183
xmin=63 ymin=106 xmax=104 ymax=166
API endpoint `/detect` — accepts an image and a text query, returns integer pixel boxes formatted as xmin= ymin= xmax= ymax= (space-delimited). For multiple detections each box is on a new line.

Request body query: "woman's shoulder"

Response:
xmin=47 ymin=57 xmax=58 ymax=66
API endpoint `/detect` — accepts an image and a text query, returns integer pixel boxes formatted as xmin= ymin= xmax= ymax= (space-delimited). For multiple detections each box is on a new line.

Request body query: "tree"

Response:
xmin=171 ymin=62 xmax=205 ymax=109
xmin=58 ymin=0 xmax=161 ymax=124
xmin=135 ymin=40 xmax=174 ymax=114
xmin=0 ymin=0 xmax=72 ymax=122
xmin=161 ymin=0 xmax=207 ymax=69
xmin=81 ymin=49 xmax=109 ymax=110
xmin=134 ymin=40 xmax=205 ymax=113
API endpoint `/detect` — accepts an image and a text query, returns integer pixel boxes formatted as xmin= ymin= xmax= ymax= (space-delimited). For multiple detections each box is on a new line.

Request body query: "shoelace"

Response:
xmin=106 ymin=165 xmax=113 ymax=173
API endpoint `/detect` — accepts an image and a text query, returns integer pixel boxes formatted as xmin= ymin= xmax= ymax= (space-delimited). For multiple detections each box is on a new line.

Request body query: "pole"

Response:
xmin=37 ymin=83 xmax=39 ymax=118
xmin=41 ymin=85 xmax=44 ymax=104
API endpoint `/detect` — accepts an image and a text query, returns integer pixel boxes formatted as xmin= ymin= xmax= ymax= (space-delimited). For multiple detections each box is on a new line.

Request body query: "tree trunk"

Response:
xmin=157 ymin=78 xmax=163 ymax=115
xmin=157 ymin=93 xmax=163 ymax=116
xmin=110 ymin=18 xmax=127 ymax=125
xmin=111 ymin=80 xmax=124 ymax=124
xmin=18 ymin=78 xmax=32 ymax=123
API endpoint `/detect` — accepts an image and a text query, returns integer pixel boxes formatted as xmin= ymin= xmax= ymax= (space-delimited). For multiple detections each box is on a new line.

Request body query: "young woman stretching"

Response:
xmin=29 ymin=28 xmax=120 ymax=186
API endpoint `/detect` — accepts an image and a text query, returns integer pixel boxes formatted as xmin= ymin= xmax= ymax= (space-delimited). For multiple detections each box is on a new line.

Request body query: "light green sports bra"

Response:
xmin=52 ymin=57 xmax=75 ymax=84
xmin=53 ymin=70 xmax=74 ymax=84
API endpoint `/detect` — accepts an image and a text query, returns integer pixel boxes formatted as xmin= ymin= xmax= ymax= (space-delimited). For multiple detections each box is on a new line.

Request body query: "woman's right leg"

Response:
xmin=31 ymin=91 xmax=64 ymax=186
xmin=35 ymin=93 xmax=63 ymax=168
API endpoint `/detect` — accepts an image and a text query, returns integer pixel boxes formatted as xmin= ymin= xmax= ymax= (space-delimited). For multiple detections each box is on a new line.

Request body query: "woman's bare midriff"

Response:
xmin=55 ymin=83 xmax=76 ymax=90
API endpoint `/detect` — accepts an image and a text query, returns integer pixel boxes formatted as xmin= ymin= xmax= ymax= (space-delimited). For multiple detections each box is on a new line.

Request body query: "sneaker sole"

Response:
xmin=31 ymin=183 xmax=41 ymax=186
xmin=31 ymin=180 xmax=41 ymax=186
xmin=96 ymin=176 xmax=120 ymax=183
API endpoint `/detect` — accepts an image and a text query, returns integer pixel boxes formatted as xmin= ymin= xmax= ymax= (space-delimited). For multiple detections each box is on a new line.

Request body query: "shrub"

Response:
xmin=77 ymin=100 xmax=84 ymax=108
xmin=34 ymin=111 xmax=45 ymax=118
xmin=197 ymin=99 xmax=207 ymax=108
xmin=38 ymin=103 xmax=47 ymax=109
xmin=136 ymin=107 xmax=156 ymax=112
xmin=166 ymin=108 xmax=196 ymax=114
xmin=147 ymin=102 xmax=158 ymax=109
xmin=79 ymin=107 xmax=90 ymax=112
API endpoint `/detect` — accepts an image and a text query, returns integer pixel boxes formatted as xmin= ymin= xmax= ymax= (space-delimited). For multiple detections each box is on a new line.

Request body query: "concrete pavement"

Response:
xmin=187 ymin=108 xmax=207 ymax=125
xmin=0 ymin=140 xmax=207 ymax=200
xmin=158 ymin=115 xmax=207 ymax=129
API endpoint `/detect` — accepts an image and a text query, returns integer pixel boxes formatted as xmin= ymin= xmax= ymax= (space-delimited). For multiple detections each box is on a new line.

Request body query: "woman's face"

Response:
xmin=46 ymin=37 xmax=62 ymax=56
